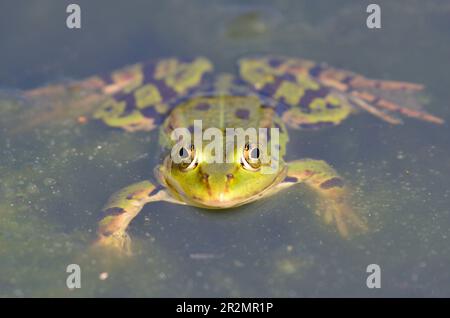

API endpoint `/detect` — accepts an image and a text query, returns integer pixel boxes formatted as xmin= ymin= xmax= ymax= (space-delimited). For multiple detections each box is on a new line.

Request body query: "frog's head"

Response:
xmin=158 ymin=140 xmax=286 ymax=208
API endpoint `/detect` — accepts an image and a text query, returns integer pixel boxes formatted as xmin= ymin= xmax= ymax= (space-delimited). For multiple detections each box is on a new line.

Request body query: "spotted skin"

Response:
xmin=238 ymin=56 xmax=444 ymax=128
xmin=93 ymin=57 xmax=213 ymax=131
xmin=81 ymin=56 xmax=443 ymax=254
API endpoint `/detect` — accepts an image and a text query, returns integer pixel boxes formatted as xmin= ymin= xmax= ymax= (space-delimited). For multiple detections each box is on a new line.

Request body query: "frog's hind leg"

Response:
xmin=8 ymin=76 xmax=109 ymax=135
xmin=237 ymin=56 xmax=444 ymax=128
xmin=280 ymin=159 xmax=368 ymax=238
xmin=307 ymin=62 xmax=444 ymax=125
xmin=92 ymin=57 xmax=214 ymax=132
xmin=348 ymin=86 xmax=444 ymax=124
xmin=238 ymin=56 xmax=356 ymax=130
xmin=20 ymin=57 xmax=214 ymax=133
xmin=14 ymin=68 xmax=146 ymax=134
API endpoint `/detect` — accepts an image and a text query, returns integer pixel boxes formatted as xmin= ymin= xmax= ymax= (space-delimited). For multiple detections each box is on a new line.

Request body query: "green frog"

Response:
xmin=28 ymin=56 xmax=444 ymax=253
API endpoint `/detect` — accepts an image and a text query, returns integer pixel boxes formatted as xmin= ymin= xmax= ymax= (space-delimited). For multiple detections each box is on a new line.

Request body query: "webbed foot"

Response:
xmin=92 ymin=232 xmax=132 ymax=256
xmin=317 ymin=198 xmax=368 ymax=238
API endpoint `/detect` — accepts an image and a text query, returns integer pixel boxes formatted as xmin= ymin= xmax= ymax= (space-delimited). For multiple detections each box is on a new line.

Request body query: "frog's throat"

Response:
xmin=159 ymin=164 xmax=288 ymax=209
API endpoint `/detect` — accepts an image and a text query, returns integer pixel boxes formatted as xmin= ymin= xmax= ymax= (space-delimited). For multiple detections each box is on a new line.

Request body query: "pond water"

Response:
xmin=0 ymin=0 xmax=449 ymax=297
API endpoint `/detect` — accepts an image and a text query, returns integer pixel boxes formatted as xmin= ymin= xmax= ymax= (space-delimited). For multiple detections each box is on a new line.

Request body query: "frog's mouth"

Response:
xmin=160 ymin=165 xmax=288 ymax=209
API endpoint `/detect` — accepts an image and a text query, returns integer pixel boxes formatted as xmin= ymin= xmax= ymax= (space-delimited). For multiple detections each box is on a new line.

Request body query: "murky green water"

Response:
xmin=1 ymin=0 xmax=449 ymax=297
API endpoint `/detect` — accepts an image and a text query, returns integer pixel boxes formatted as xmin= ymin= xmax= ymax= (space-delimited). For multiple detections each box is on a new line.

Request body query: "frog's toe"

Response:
xmin=317 ymin=201 xmax=368 ymax=239
xmin=92 ymin=232 xmax=132 ymax=256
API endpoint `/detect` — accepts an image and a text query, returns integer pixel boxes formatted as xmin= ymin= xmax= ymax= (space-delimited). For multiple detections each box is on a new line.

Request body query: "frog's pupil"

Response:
xmin=179 ymin=147 xmax=188 ymax=158
xmin=250 ymin=147 xmax=260 ymax=159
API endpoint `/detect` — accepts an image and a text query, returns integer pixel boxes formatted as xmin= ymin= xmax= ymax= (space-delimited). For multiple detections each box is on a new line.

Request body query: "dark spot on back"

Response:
xmin=142 ymin=61 xmax=157 ymax=81
xmin=309 ymin=64 xmax=324 ymax=77
xmin=274 ymin=102 xmax=291 ymax=116
xmin=141 ymin=106 xmax=157 ymax=118
xmin=235 ymin=108 xmax=250 ymax=120
xmin=100 ymin=74 xmax=115 ymax=85
xmin=326 ymin=103 xmax=339 ymax=109
xmin=268 ymin=59 xmax=283 ymax=68
xmin=340 ymin=76 xmax=353 ymax=85
xmin=154 ymin=80 xmax=177 ymax=100
xmin=195 ymin=102 xmax=211 ymax=111
xmin=103 ymin=207 xmax=126 ymax=216
xmin=299 ymin=87 xmax=329 ymax=109
xmin=320 ymin=177 xmax=344 ymax=189
xmin=149 ymin=185 xmax=164 ymax=197
xmin=262 ymin=83 xmax=278 ymax=95
xmin=282 ymin=74 xmax=297 ymax=82
xmin=284 ymin=176 xmax=298 ymax=183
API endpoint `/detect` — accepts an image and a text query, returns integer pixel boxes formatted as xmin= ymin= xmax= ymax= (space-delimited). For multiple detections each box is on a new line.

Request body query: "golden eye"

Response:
xmin=241 ymin=143 xmax=261 ymax=171
xmin=172 ymin=144 xmax=198 ymax=171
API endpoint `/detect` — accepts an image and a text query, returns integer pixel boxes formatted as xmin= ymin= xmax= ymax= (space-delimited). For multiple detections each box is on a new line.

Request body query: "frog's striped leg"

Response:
xmin=304 ymin=61 xmax=444 ymax=124
xmin=93 ymin=57 xmax=213 ymax=132
xmin=22 ymin=57 xmax=214 ymax=133
xmin=238 ymin=56 xmax=444 ymax=129
xmin=10 ymin=76 xmax=109 ymax=135
xmin=93 ymin=180 xmax=181 ymax=254
xmin=280 ymin=159 xmax=368 ymax=238
xmin=20 ymin=65 xmax=146 ymax=133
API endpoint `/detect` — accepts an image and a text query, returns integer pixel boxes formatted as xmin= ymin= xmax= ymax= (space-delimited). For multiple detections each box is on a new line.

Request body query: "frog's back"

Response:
xmin=166 ymin=94 xmax=273 ymax=130
xmin=158 ymin=77 xmax=290 ymax=157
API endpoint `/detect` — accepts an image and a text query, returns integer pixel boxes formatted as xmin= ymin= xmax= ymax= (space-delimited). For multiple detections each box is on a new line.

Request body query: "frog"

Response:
xmin=27 ymin=56 xmax=444 ymax=254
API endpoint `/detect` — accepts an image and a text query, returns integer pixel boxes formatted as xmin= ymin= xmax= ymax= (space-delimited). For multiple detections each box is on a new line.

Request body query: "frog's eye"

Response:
xmin=172 ymin=144 xmax=198 ymax=171
xmin=178 ymin=147 xmax=190 ymax=160
xmin=241 ymin=143 xmax=261 ymax=171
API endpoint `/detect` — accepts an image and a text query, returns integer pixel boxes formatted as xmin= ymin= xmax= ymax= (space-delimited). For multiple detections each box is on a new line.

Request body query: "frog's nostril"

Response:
xmin=202 ymin=173 xmax=209 ymax=180
xmin=226 ymin=173 xmax=234 ymax=180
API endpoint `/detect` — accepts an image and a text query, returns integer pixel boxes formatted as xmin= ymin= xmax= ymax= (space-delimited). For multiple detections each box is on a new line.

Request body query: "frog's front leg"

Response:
xmin=93 ymin=180 xmax=174 ymax=254
xmin=282 ymin=159 xmax=368 ymax=238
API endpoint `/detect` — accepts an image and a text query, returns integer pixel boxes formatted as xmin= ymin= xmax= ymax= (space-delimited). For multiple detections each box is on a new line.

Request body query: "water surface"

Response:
xmin=0 ymin=0 xmax=449 ymax=297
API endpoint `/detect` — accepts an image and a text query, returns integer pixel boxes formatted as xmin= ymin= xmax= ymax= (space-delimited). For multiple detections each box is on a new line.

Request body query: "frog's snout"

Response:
xmin=199 ymin=164 xmax=236 ymax=194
